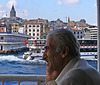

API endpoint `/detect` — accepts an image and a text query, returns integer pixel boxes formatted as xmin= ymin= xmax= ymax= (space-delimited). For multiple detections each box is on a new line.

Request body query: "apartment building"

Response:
xmin=11 ymin=23 xmax=19 ymax=33
xmin=70 ymin=28 xmax=84 ymax=39
xmin=84 ymin=26 xmax=98 ymax=39
xmin=24 ymin=21 xmax=45 ymax=39
xmin=0 ymin=23 xmax=6 ymax=32
xmin=89 ymin=26 xmax=98 ymax=39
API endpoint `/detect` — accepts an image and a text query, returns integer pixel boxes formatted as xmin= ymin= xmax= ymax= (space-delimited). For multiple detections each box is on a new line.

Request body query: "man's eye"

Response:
xmin=44 ymin=46 xmax=49 ymax=50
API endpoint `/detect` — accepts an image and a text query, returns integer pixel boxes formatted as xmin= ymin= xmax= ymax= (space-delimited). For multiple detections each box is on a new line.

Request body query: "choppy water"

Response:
xmin=0 ymin=53 xmax=46 ymax=75
xmin=0 ymin=52 xmax=97 ymax=85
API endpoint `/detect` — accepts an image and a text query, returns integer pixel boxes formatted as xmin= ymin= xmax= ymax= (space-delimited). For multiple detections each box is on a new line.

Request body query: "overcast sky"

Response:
xmin=0 ymin=0 xmax=97 ymax=25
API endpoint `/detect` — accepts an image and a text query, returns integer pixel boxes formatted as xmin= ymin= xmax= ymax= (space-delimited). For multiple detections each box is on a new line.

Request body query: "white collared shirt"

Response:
xmin=46 ymin=57 xmax=80 ymax=85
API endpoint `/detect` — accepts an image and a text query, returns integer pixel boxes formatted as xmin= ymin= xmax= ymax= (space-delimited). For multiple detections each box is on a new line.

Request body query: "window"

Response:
xmin=80 ymin=48 xmax=97 ymax=52
xmin=81 ymin=36 xmax=82 ymax=39
xmin=1 ymin=45 xmax=3 ymax=50
xmin=37 ymin=33 xmax=39 ymax=36
xmin=29 ymin=25 xmax=31 ymax=27
xmin=33 ymin=33 xmax=35 ymax=36
xmin=1 ymin=37 xmax=4 ymax=40
xmin=29 ymin=29 xmax=31 ymax=32
xmin=1 ymin=28 xmax=3 ymax=30
xmin=36 ymin=40 xmax=40 ymax=44
xmin=33 ymin=25 xmax=35 ymax=27
xmin=41 ymin=41 xmax=45 ymax=44
xmin=33 ymin=29 xmax=35 ymax=32
xmin=37 ymin=25 xmax=39 ymax=27
xmin=37 ymin=29 xmax=39 ymax=32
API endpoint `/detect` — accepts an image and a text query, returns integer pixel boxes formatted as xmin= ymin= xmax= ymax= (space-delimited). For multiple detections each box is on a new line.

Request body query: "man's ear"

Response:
xmin=62 ymin=46 xmax=69 ymax=58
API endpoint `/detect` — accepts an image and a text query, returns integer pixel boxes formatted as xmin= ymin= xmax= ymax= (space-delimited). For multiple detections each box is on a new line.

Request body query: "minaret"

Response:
xmin=68 ymin=17 xmax=70 ymax=23
xmin=66 ymin=17 xmax=67 ymax=23
xmin=10 ymin=5 xmax=16 ymax=18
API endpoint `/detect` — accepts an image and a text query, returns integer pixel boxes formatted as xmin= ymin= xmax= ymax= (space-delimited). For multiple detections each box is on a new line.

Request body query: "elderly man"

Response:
xmin=42 ymin=29 xmax=100 ymax=85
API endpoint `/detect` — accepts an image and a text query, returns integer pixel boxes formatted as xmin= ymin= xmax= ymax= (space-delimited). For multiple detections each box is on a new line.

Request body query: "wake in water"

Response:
xmin=0 ymin=54 xmax=46 ymax=65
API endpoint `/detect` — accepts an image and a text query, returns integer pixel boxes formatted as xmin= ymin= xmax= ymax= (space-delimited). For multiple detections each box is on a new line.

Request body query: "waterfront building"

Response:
xmin=24 ymin=20 xmax=45 ymax=39
xmin=84 ymin=29 xmax=90 ymax=39
xmin=19 ymin=26 xmax=25 ymax=34
xmin=0 ymin=23 xmax=7 ymax=32
xmin=84 ymin=26 xmax=98 ymax=39
xmin=89 ymin=26 xmax=98 ymax=39
xmin=11 ymin=23 xmax=19 ymax=33
xmin=70 ymin=27 xmax=84 ymax=39
xmin=0 ymin=32 xmax=32 ymax=54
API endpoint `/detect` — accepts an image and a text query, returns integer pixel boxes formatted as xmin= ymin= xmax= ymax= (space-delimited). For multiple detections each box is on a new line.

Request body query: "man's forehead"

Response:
xmin=45 ymin=38 xmax=51 ymax=45
xmin=46 ymin=36 xmax=57 ymax=47
xmin=46 ymin=36 xmax=53 ymax=43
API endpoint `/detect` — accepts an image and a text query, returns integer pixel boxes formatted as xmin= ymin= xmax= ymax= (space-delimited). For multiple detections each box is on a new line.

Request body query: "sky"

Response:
xmin=0 ymin=0 xmax=97 ymax=25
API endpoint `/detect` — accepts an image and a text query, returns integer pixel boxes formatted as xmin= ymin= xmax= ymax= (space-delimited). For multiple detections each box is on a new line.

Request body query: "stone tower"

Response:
xmin=68 ymin=17 xmax=70 ymax=23
xmin=10 ymin=5 xmax=16 ymax=18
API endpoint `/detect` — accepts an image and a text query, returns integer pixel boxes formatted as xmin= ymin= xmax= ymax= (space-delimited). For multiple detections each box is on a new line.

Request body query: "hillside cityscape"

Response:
xmin=0 ymin=5 xmax=97 ymax=40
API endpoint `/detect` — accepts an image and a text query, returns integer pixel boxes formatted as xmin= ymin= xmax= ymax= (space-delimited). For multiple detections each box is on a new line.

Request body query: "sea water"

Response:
xmin=0 ymin=52 xmax=97 ymax=85
xmin=0 ymin=52 xmax=46 ymax=85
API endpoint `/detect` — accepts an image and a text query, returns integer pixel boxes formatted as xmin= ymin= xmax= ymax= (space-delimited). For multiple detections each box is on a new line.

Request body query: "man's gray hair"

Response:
xmin=46 ymin=29 xmax=80 ymax=58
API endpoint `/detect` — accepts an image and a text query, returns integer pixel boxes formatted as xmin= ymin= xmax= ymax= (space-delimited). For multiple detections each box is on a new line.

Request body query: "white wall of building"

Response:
xmin=0 ymin=33 xmax=31 ymax=51
xmin=24 ymin=23 xmax=43 ymax=39
xmin=19 ymin=27 xmax=25 ymax=34
xmin=71 ymin=29 xmax=84 ymax=39
xmin=89 ymin=27 xmax=98 ymax=39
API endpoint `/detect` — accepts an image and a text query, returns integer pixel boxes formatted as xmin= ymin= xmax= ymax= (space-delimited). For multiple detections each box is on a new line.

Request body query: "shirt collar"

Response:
xmin=55 ymin=57 xmax=80 ymax=84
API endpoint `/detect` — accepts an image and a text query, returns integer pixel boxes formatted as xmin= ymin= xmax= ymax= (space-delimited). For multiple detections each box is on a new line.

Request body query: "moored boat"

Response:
xmin=23 ymin=48 xmax=44 ymax=60
xmin=78 ymin=39 xmax=97 ymax=60
xmin=24 ymin=38 xmax=98 ymax=60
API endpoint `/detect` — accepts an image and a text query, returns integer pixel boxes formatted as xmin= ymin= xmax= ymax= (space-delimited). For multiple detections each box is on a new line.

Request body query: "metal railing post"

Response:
xmin=97 ymin=0 xmax=100 ymax=72
xmin=18 ymin=81 xmax=20 ymax=85
xmin=2 ymin=81 xmax=4 ymax=85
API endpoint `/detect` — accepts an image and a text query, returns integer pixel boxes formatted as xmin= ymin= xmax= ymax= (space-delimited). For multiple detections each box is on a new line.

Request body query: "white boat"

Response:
xmin=23 ymin=39 xmax=45 ymax=60
xmin=23 ymin=51 xmax=32 ymax=60
xmin=78 ymin=39 xmax=97 ymax=60
xmin=26 ymin=53 xmax=43 ymax=60
xmin=23 ymin=49 xmax=44 ymax=60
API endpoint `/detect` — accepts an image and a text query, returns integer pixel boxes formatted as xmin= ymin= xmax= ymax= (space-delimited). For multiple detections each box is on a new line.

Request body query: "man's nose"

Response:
xmin=42 ymin=52 xmax=47 ymax=60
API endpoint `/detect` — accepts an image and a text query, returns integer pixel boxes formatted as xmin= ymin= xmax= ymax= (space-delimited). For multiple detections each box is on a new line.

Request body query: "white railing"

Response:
xmin=0 ymin=75 xmax=46 ymax=85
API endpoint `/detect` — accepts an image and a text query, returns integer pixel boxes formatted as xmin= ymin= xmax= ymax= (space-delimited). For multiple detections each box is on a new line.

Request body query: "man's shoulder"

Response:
xmin=65 ymin=68 xmax=87 ymax=78
xmin=60 ymin=69 xmax=92 ymax=85
xmin=60 ymin=68 xmax=100 ymax=85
